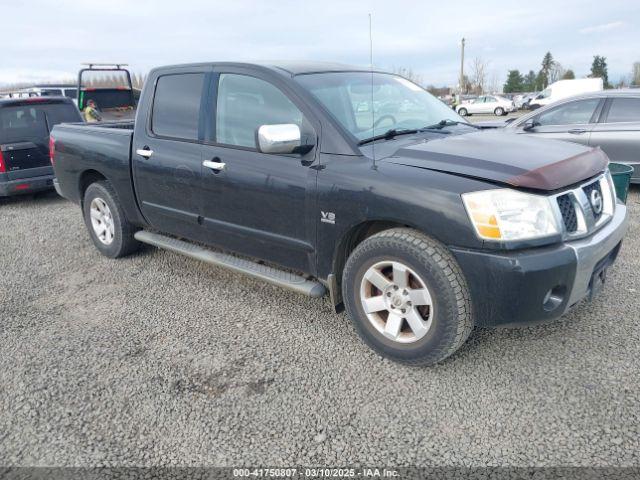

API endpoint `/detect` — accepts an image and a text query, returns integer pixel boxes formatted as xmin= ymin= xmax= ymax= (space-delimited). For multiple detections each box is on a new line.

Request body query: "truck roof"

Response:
xmin=152 ymin=61 xmax=381 ymax=77
xmin=261 ymin=61 xmax=373 ymax=76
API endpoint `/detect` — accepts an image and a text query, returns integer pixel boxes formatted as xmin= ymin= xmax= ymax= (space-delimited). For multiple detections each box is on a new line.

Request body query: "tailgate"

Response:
xmin=1 ymin=141 xmax=50 ymax=173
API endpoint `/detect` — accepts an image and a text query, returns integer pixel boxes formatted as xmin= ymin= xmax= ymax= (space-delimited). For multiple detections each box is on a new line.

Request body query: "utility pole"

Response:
xmin=459 ymin=37 xmax=465 ymax=94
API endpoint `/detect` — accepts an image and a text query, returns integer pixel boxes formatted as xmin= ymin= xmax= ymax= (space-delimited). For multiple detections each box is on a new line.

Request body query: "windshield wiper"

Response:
xmin=358 ymin=128 xmax=419 ymax=145
xmin=358 ymin=120 xmax=478 ymax=145
xmin=422 ymin=119 xmax=479 ymax=130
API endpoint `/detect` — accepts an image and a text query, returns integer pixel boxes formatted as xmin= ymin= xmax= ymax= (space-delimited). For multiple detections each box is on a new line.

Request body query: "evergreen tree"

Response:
xmin=523 ymin=70 xmax=537 ymax=91
xmin=538 ymin=51 xmax=554 ymax=89
xmin=590 ymin=55 xmax=609 ymax=88
xmin=503 ymin=70 xmax=524 ymax=93
xmin=535 ymin=71 xmax=546 ymax=91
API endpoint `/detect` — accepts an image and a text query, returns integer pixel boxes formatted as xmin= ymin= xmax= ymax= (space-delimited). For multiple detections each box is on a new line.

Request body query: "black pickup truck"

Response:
xmin=51 ymin=62 xmax=628 ymax=365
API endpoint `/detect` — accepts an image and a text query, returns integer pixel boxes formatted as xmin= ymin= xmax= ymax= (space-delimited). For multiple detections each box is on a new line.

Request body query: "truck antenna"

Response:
xmin=369 ymin=13 xmax=376 ymax=170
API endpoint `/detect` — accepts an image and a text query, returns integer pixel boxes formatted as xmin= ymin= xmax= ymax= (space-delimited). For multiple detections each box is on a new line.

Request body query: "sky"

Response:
xmin=2 ymin=0 xmax=639 ymax=88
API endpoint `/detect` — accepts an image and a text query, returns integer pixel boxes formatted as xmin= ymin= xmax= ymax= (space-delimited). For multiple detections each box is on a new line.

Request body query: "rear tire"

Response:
xmin=342 ymin=228 xmax=473 ymax=366
xmin=458 ymin=108 xmax=468 ymax=116
xmin=83 ymin=181 xmax=139 ymax=258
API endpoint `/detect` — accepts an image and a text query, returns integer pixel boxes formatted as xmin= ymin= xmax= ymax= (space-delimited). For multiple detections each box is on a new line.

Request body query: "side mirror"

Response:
xmin=522 ymin=119 xmax=540 ymax=131
xmin=257 ymin=124 xmax=304 ymax=154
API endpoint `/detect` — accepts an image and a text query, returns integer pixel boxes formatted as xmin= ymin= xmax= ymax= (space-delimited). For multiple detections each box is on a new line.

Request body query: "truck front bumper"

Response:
xmin=0 ymin=174 xmax=55 ymax=197
xmin=451 ymin=202 xmax=628 ymax=327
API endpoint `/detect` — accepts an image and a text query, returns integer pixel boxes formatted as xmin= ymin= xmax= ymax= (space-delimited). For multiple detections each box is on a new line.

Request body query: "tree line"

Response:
xmin=502 ymin=52 xmax=638 ymax=93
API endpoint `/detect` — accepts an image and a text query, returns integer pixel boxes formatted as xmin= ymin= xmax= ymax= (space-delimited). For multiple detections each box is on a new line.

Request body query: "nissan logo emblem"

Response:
xmin=590 ymin=189 xmax=603 ymax=215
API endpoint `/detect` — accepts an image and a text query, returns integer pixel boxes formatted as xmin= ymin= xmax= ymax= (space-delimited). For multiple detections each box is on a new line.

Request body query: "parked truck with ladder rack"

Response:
xmin=77 ymin=63 xmax=137 ymax=122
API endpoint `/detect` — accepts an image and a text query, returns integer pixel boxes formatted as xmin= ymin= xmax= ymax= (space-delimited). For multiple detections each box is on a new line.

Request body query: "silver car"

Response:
xmin=505 ymin=90 xmax=640 ymax=182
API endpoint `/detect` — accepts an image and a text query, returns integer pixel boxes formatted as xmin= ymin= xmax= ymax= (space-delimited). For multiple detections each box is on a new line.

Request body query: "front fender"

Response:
xmin=315 ymin=154 xmax=489 ymax=280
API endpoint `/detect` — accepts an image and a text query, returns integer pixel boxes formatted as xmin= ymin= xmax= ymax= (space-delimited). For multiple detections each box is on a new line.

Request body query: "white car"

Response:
xmin=456 ymin=95 xmax=515 ymax=116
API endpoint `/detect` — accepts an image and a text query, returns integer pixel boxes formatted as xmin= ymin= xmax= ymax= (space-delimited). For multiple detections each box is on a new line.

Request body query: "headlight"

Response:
xmin=462 ymin=189 xmax=560 ymax=241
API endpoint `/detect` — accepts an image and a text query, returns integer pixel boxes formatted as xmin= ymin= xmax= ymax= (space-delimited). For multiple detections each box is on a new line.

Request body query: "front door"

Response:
xmin=132 ymin=69 xmax=209 ymax=239
xmin=518 ymin=97 xmax=603 ymax=146
xmin=199 ymin=70 xmax=319 ymax=274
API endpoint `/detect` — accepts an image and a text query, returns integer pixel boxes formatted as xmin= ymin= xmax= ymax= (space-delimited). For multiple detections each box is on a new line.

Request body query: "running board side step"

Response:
xmin=134 ymin=231 xmax=326 ymax=298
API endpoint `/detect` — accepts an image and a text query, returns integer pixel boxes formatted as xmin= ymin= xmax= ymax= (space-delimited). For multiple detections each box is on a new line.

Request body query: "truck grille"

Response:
xmin=557 ymin=194 xmax=578 ymax=233
xmin=553 ymin=173 xmax=614 ymax=239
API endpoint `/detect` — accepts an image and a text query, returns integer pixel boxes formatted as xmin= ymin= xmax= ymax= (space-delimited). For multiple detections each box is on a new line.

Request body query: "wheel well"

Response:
xmin=332 ymin=221 xmax=407 ymax=287
xmin=78 ymin=170 xmax=107 ymax=204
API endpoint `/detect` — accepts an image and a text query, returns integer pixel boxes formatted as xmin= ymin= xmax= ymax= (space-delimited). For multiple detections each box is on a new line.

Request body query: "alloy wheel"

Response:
xmin=359 ymin=260 xmax=434 ymax=344
xmin=89 ymin=197 xmax=115 ymax=245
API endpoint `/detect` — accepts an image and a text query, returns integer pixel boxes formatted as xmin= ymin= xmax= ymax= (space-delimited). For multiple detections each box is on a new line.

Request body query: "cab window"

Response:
xmin=151 ymin=73 xmax=205 ymax=141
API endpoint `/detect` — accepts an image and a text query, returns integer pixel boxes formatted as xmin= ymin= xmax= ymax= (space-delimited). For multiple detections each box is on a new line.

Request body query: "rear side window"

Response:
xmin=606 ymin=98 xmax=640 ymax=123
xmin=151 ymin=73 xmax=205 ymax=140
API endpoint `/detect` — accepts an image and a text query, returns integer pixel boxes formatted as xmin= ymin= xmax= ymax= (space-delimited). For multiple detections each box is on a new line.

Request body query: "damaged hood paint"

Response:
xmin=383 ymin=130 xmax=608 ymax=191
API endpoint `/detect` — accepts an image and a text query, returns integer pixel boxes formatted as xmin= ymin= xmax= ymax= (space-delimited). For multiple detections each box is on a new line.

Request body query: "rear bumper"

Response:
xmin=0 ymin=174 xmax=55 ymax=197
xmin=451 ymin=201 xmax=628 ymax=327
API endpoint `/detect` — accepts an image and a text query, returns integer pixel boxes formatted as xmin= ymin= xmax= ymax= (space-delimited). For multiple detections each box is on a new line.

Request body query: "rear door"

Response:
xmin=132 ymin=68 xmax=209 ymax=240
xmin=198 ymin=68 xmax=319 ymax=274
xmin=516 ymin=97 xmax=603 ymax=145
xmin=589 ymin=96 xmax=640 ymax=180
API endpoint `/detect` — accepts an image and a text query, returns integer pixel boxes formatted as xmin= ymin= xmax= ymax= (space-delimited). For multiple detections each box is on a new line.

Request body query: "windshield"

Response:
xmin=295 ymin=72 xmax=464 ymax=141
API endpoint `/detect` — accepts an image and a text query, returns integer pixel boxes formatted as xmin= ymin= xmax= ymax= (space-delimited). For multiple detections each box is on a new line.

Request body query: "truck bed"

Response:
xmin=51 ymin=121 xmax=143 ymax=225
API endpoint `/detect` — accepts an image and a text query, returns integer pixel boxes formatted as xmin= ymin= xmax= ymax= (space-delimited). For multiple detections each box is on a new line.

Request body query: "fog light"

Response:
xmin=543 ymin=286 xmax=566 ymax=312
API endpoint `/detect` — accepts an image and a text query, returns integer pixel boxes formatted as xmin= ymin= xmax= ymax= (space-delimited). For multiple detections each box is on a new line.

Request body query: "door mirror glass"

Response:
xmin=257 ymin=124 xmax=302 ymax=154
xmin=522 ymin=119 xmax=540 ymax=131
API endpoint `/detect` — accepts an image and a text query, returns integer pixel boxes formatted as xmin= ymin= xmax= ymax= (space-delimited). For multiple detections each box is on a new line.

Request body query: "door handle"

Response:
xmin=136 ymin=147 xmax=153 ymax=158
xmin=568 ymin=129 xmax=587 ymax=135
xmin=203 ymin=159 xmax=226 ymax=171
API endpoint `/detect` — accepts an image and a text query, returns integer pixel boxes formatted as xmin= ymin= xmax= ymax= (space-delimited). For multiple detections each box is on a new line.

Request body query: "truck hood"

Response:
xmin=383 ymin=130 xmax=608 ymax=191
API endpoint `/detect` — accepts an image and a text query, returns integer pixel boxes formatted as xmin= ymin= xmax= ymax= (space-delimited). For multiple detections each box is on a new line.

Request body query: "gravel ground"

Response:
xmin=1 ymin=188 xmax=639 ymax=467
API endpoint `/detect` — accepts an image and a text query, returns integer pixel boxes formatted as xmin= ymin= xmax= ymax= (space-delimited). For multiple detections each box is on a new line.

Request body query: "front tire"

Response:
xmin=342 ymin=228 xmax=473 ymax=366
xmin=458 ymin=108 xmax=468 ymax=116
xmin=83 ymin=181 xmax=139 ymax=258
xmin=494 ymin=107 xmax=504 ymax=116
